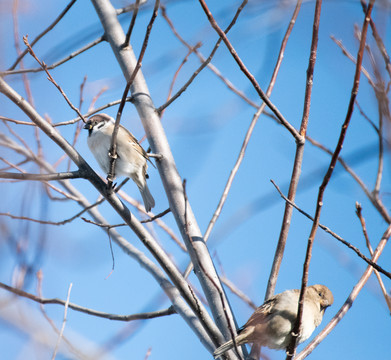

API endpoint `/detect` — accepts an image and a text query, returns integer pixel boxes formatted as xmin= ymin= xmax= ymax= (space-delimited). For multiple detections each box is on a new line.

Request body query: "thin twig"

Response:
xmin=306 ymin=135 xmax=391 ymax=223
xmin=330 ymin=35 xmax=375 ymax=86
xmin=160 ymin=4 xmax=259 ymax=110
xmin=52 ymin=283 xmax=73 ymax=360
xmin=35 ymin=272 xmax=82 ymax=358
xmin=0 ymin=281 xmax=176 ymax=321
xmin=23 ymin=36 xmax=86 ymax=123
xmin=141 ymin=208 xmax=171 ymax=223
xmin=220 ymin=276 xmax=257 ymax=311
xmin=53 ymin=96 xmax=133 ymax=127
xmin=158 ymin=0 xmax=248 ymax=113
xmin=116 ymin=0 xmax=147 ymax=15
xmin=360 ymin=0 xmax=391 ymax=79
xmin=8 ymin=0 xmax=77 ymax=71
xmin=124 ymin=0 xmax=141 ymax=46
xmin=270 ymin=180 xmax=391 ymax=280
xmin=12 ymin=0 xmax=35 ymax=108
xmin=355 ymin=203 xmax=391 ymax=313
xmin=2 ymin=36 xmax=105 ymax=76
xmin=184 ymin=0 xmax=304 ymax=281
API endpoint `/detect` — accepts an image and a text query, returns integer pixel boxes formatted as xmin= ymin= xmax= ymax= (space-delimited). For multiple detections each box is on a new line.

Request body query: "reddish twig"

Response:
xmin=198 ymin=0 xmax=302 ymax=143
xmin=286 ymin=2 xmax=375 ymax=359
xmin=271 ymin=179 xmax=391 ymax=279
xmin=360 ymin=0 xmax=391 ymax=79
xmin=330 ymin=35 xmax=374 ymax=86
xmin=306 ymin=135 xmax=391 ymax=223
xmin=183 ymin=1 xmax=304 ymax=282
xmin=124 ymin=0 xmax=142 ymax=46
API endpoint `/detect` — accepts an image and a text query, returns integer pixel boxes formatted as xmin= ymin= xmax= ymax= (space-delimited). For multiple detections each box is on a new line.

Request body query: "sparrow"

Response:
xmin=213 ymin=284 xmax=333 ymax=359
xmin=84 ymin=113 xmax=155 ymax=212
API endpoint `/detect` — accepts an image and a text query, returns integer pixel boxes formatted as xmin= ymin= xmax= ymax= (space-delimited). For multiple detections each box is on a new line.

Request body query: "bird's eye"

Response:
xmin=318 ymin=292 xmax=323 ymax=297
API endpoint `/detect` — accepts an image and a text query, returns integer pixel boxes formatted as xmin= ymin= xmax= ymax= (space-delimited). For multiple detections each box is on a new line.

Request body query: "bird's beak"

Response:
xmin=321 ymin=301 xmax=330 ymax=311
xmin=84 ymin=123 xmax=91 ymax=130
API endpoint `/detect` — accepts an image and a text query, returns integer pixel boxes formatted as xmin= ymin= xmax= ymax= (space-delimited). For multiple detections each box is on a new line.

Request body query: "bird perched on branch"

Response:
xmin=84 ymin=113 xmax=155 ymax=212
xmin=213 ymin=284 xmax=333 ymax=360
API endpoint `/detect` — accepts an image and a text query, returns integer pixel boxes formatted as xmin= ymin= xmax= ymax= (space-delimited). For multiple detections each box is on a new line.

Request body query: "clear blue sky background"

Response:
xmin=0 ymin=1 xmax=390 ymax=359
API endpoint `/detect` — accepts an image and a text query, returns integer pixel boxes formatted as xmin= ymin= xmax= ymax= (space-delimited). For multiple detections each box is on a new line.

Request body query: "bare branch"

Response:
xmin=0 ymin=281 xmax=176 ymax=321
xmin=53 ymin=96 xmax=133 ymax=127
xmin=198 ymin=0 xmax=302 ymax=143
xmin=355 ymin=203 xmax=391 ymax=313
xmin=90 ymin=0 xmax=238 ymax=351
xmin=271 ymin=180 xmax=391 ymax=280
xmin=0 ymin=171 xmax=84 ymax=181
xmin=23 ymin=36 xmax=87 ymax=123
xmin=157 ymin=0 xmax=248 ymax=113
xmin=306 ymin=135 xmax=391 ymax=223
xmin=52 ymin=283 xmax=73 ymax=360
xmin=360 ymin=0 xmax=391 ymax=79
xmin=330 ymin=35 xmax=375 ymax=86
xmin=124 ymin=0 xmax=141 ymax=46
xmin=2 ymin=37 xmax=105 ymax=77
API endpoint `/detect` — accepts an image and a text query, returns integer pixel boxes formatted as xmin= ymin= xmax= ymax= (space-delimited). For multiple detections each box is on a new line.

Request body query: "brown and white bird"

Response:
xmin=84 ymin=113 xmax=155 ymax=212
xmin=213 ymin=284 xmax=333 ymax=359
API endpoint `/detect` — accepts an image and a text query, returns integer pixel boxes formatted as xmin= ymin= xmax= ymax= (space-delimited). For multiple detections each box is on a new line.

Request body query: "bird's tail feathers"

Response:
xmin=213 ymin=332 xmax=248 ymax=358
xmin=139 ymin=183 xmax=155 ymax=212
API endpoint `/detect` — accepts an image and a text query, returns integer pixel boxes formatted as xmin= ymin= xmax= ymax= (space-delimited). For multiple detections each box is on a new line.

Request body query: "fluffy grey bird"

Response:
xmin=84 ymin=113 xmax=155 ymax=212
xmin=214 ymin=284 xmax=333 ymax=359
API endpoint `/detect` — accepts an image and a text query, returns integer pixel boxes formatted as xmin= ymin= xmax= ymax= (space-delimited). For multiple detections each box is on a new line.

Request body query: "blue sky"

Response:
xmin=0 ymin=1 xmax=390 ymax=359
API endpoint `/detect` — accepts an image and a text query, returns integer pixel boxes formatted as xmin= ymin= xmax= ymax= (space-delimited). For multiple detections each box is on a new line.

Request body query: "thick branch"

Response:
xmin=90 ymin=0 xmax=239 ymax=353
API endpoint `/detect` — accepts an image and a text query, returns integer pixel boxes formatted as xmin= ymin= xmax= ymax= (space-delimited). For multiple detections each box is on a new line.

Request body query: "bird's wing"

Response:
xmin=122 ymin=127 xmax=150 ymax=160
xmin=239 ymin=297 xmax=276 ymax=331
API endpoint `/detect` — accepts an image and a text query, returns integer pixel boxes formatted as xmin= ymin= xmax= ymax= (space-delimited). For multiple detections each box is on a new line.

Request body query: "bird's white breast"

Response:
xmin=87 ymin=129 xmax=112 ymax=174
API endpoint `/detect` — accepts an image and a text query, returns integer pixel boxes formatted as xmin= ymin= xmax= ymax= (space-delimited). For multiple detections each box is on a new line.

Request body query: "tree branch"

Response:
xmin=0 ymin=281 xmax=176 ymax=322
xmin=198 ymin=0 xmax=303 ymax=144
xmin=90 ymin=0 xmax=238 ymax=352
xmin=286 ymin=2 xmax=375 ymax=358
xmin=0 ymin=170 xmax=84 ymax=181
